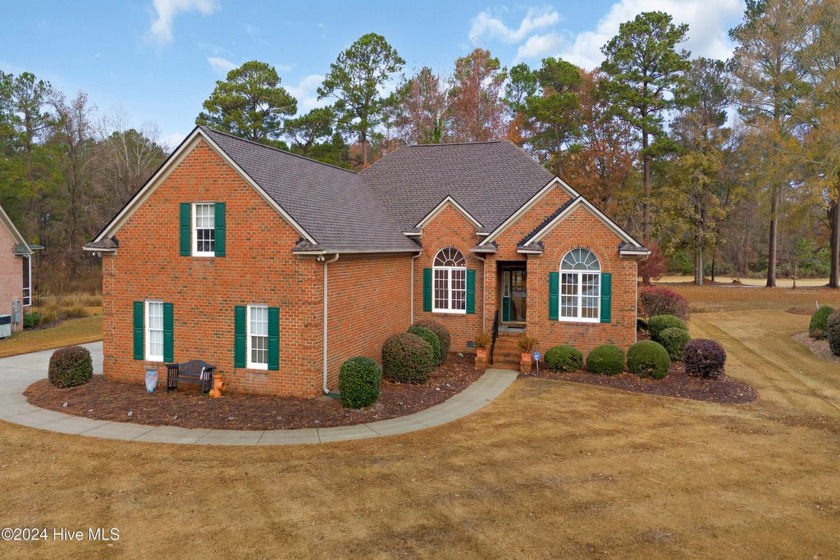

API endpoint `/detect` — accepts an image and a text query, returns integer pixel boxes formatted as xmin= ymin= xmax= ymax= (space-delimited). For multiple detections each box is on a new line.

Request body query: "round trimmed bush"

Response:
xmin=48 ymin=345 xmax=93 ymax=388
xmin=627 ymin=340 xmax=670 ymax=379
xmin=684 ymin=339 xmax=726 ymax=378
xmin=827 ymin=311 xmax=840 ymax=356
xmin=809 ymin=305 xmax=834 ymax=340
xmin=586 ymin=344 xmax=625 ymax=375
xmin=408 ymin=325 xmax=443 ymax=365
xmin=648 ymin=315 xmax=688 ymax=343
xmin=544 ymin=345 xmax=583 ymax=372
xmin=658 ymin=327 xmax=691 ymax=361
xmin=639 ymin=286 xmax=689 ymax=320
xmin=339 ymin=357 xmax=382 ymax=409
xmin=413 ymin=320 xmax=451 ymax=359
xmin=382 ymin=332 xmax=435 ymax=384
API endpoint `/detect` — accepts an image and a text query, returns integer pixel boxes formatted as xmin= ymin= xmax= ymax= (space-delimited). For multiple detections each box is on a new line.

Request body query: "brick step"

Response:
xmin=491 ymin=360 xmax=520 ymax=371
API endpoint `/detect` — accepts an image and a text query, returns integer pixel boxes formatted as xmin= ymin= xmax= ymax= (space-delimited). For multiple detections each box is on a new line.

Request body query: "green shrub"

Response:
xmin=544 ymin=345 xmax=583 ymax=372
xmin=48 ymin=346 xmax=93 ymax=388
xmin=627 ymin=340 xmax=670 ymax=379
xmin=648 ymin=315 xmax=688 ymax=343
xmin=658 ymin=327 xmax=691 ymax=361
xmin=684 ymin=339 xmax=726 ymax=378
xmin=586 ymin=344 xmax=625 ymax=375
xmin=382 ymin=332 xmax=435 ymax=384
xmin=407 ymin=325 xmax=442 ymax=365
xmin=809 ymin=305 xmax=834 ymax=339
xmin=23 ymin=311 xmax=42 ymax=328
xmin=413 ymin=320 xmax=451 ymax=358
xmin=339 ymin=357 xmax=382 ymax=409
xmin=827 ymin=312 xmax=840 ymax=356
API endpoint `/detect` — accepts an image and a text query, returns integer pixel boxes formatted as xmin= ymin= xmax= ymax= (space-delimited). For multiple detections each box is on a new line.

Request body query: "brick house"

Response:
xmin=0 ymin=204 xmax=35 ymax=333
xmin=85 ymin=127 xmax=648 ymax=397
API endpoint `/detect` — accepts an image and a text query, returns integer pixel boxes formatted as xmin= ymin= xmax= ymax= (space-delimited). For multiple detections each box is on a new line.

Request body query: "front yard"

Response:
xmin=0 ymin=286 xmax=838 ymax=558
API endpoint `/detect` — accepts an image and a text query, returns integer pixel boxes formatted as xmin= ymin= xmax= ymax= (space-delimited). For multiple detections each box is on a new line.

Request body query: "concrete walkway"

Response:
xmin=0 ymin=342 xmax=518 ymax=445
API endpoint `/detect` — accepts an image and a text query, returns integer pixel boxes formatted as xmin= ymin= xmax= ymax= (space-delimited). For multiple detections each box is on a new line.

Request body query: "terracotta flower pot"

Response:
xmin=475 ymin=348 xmax=488 ymax=370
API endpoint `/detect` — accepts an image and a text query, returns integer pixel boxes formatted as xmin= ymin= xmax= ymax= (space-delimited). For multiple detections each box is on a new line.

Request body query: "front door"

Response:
xmin=502 ymin=267 xmax=527 ymax=325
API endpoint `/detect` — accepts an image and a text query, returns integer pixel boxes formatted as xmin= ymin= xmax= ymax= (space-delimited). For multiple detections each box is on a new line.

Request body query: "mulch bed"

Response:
xmin=520 ymin=362 xmax=758 ymax=404
xmin=24 ymin=355 xmax=483 ymax=430
xmin=792 ymin=332 xmax=840 ymax=363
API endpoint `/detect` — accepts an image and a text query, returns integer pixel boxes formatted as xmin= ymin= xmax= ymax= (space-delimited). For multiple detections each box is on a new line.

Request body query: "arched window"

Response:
xmin=433 ymin=247 xmax=467 ymax=313
xmin=560 ymin=248 xmax=600 ymax=321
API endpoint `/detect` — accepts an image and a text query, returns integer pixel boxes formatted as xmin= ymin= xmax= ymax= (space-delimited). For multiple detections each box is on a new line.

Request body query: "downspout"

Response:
xmin=475 ymin=255 xmax=486 ymax=330
xmin=410 ymin=252 xmax=422 ymax=325
xmin=323 ymin=253 xmax=340 ymax=395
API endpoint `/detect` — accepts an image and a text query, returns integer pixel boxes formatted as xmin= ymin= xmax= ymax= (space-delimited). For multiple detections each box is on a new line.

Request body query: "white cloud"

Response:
xmin=149 ymin=0 xmax=219 ymax=44
xmin=470 ymin=6 xmax=562 ymax=44
xmin=515 ymin=32 xmax=566 ymax=62
xmin=558 ymin=0 xmax=744 ymax=70
xmin=287 ymin=74 xmax=327 ymax=114
xmin=207 ymin=56 xmax=236 ymax=74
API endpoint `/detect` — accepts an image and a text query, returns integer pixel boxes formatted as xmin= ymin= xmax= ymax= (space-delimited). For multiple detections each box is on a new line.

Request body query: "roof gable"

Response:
xmin=0 ymin=205 xmax=31 ymax=255
xmin=415 ymin=196 xmax=483 ymax=230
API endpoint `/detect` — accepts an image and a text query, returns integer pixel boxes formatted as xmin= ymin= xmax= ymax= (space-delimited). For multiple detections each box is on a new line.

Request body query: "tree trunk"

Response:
xmin=830 ymin=189 xmax=840 ymax=288
xmin=694 ymin=200 xmax=704 ymax=286
xmin=766 ymin=185 xmax=779 ymax=288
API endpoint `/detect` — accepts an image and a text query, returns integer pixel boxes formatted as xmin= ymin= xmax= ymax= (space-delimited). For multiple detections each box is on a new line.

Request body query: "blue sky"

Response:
xmin=1 ymin=0 xmax=745 ymax=148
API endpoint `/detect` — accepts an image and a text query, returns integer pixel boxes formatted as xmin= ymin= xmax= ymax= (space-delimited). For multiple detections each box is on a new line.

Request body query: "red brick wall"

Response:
xmin=326 ymin=254 xmax=412 ymax=390
xmin=103 ymin=138 xmax=325 ymax=397
xmin=0 ymin=224 xmax=24 ymax=329
xmin=526 ymin=205 xmax=638 ymax=355
xmin=412 ymin=204 xmax=485 ymax=352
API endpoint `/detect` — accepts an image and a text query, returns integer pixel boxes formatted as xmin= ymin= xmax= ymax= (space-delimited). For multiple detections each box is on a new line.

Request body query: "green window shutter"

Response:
xmin=234 ymin=306 xmax=246 ymax=368
xmin=548 ymin=272 xmax=559 ymax=321
xmin=600 ymin=272 xmax=612 ymax=323
xmin=163 ymin=302 xmax=174 ymax=362
xmin=423 ymin=268 xmax=432 ymax=312
xmin=133 ymin=301 xmax=144 ymax=360
xmin=268 ymin=307 xmax=280 ymax=371
xmin=214 ymin=202 xmax=226 ymax=257
xmin=179 ymin=203 xmax=191 ymax=256
xmin=466 ymin=269 xmax=476 ymax=314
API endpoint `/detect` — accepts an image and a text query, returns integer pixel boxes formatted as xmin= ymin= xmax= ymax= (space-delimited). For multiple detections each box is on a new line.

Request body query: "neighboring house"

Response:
xmin=85 ymin=127 xmax=648 ymax=397
xmin=0 ymin=204 xmax=35 ymax=332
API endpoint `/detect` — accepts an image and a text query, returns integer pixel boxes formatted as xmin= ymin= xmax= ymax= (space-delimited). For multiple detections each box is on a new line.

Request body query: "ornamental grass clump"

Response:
xmin=48 ymin=345 xmax=93 ymax=388
xmin=544 ymin=345 xmax=583 ymax=372
xmin=627 ymin=340 xmax=670 ymax=380
xmin=339 ymin=357 xmax=382 ymax=409
xmin=413 ymin=320 xmax=451 ymax=358
xmin=382 ymin=332 xmax=435 ymax=384
xmin=684 ymin=339 xmax=727 ymax=378
xmin=658 ymin=327 xmax=691 ymax=361
xmin=827 ymin=312 xmax=840 ymax=356
xmin=809 ymin=306 xmax=834 ymax=340
xmin=586 ymin=344 xmax=625 ymax=375
xmin=639 ymin=286 xmax=689 ymax=320
xmin=648 ymin=315 xmax=688 ymax=343
xmin=407 ymin=325 xmax=443 ymax=365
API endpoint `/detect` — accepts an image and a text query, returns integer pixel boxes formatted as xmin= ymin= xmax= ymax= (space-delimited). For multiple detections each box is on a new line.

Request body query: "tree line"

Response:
xmin=3 ymin=0 xmax=837 ymax=292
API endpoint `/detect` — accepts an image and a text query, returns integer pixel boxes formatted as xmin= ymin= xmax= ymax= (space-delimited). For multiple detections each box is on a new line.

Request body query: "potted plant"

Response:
xmin=516 ymin=334 xmax=538 ymax=373
xmin=474 ymin=330 xmax=491 ymax=369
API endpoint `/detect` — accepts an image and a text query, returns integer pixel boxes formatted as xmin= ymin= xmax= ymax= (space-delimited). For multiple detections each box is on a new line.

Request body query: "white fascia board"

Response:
xmin=516 ymin=248 xmax=543 ymax=255
xmin=94 ymin=128 xmax=317 ymax=245
xmin=415 ymin=196 xmax=483 ymax=230
xmin=525 ymin=197 xmax=644 ymax=249
xmin=479 ymin=177 xmax=577 ymax=246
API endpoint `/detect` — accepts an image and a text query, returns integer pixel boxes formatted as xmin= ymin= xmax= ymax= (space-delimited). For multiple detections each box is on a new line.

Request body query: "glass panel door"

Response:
xmin=510 ymin=269 xmax=527 ymax=323
xmin=502 ymin=270 xmax=511 ymax=322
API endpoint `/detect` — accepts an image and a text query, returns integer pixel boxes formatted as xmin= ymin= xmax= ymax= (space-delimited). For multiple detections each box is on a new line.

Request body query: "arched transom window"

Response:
xmin=560 ymin=248 xmax=600 ymax=321
xmin=433 ymin=247 xmax=467 ymax=313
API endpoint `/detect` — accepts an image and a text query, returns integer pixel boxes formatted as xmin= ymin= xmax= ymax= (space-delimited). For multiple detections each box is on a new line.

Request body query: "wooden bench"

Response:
xmin=166 ymin=360 xmax=215 ymax=394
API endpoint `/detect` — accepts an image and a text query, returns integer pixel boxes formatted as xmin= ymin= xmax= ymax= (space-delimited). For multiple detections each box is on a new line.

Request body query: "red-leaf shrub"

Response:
xmin=684 ymin=339 xmax=726 ymax=378
xmin=639 ymin=286 xmax=689 ymax=320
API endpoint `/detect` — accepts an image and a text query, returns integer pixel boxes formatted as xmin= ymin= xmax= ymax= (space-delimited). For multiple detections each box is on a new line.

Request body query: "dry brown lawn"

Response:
xmin=1 ymin=287 xmax=839 ymax=558
xmin=0 ymin=315 xmax=103 ymax=359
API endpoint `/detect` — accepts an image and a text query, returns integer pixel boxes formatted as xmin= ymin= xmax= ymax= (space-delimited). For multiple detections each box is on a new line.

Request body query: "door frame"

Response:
xmin=500 ymin=264 xmax=527 ymax=326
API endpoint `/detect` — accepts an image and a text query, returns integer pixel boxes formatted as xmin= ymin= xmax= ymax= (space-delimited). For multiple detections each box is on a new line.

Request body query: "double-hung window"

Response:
xmin=559 ymin=248 xmax=600 ymax=322
xmin=22 ymin=255 xmax=31 ymax=306
xmin=248 ymin=304 xmax=269 ymax=370
xmin=145 ymin=300 xmax=164 ymax=361
xmin=433 ymin=247 xmax=467 ymax=313
xmin=193 ymin=203 xmax=216 ymax=256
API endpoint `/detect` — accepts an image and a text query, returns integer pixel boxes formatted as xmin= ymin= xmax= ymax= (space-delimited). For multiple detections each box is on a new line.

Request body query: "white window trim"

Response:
xmin=559 ymin=249 xmax=601 ymax=323
xmin=145 ymin=300 xmax=164 ymax=362
xmin=192 ymin=202 xmax=215 ymax=257
xmin=432 ymin=267 xmax=467 ymax=315
xmin=22 ymin=255 xmax=31 ymax=307
xmin=247 ymin=304 xmax=269 ymax=370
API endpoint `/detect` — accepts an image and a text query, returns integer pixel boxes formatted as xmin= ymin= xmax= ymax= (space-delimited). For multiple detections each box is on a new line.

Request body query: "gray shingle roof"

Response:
xmin=360 ymin=141 xmax=555 ymax=233
xmin=202 ymin=127 xmax=420 ymax=254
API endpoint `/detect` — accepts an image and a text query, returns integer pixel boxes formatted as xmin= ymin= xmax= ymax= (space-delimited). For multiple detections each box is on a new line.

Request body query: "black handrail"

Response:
xmin=490 ymin=309 xmax=500 ymax=365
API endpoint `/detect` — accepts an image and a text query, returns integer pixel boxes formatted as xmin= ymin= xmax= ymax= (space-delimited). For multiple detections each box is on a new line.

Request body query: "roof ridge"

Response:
xmin=408 ymin=140 xmax=503 ymax=147
xmin=200 ymin=126 xmax=358 ymax=176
